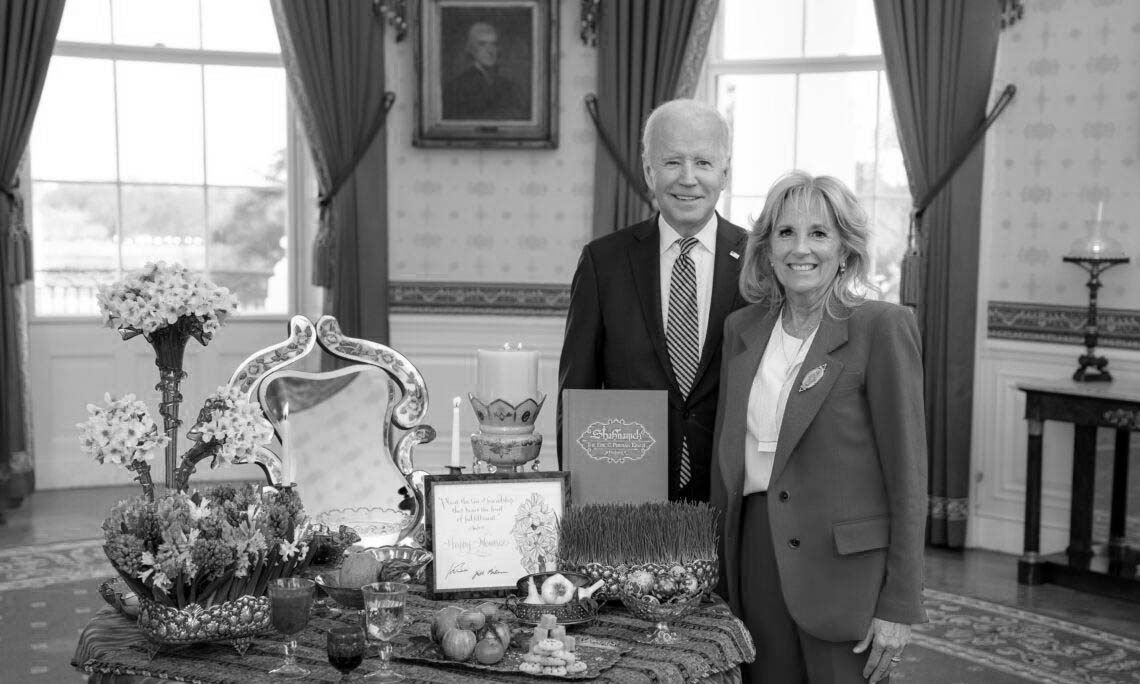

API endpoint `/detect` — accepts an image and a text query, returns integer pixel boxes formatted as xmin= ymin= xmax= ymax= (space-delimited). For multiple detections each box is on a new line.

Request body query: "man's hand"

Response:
xmin=852 ymin=617 xmax=911 ymax=682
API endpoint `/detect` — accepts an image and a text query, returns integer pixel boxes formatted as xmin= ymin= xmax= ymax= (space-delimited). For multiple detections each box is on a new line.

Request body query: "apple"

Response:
xmin=456 ymin=608 xmax=486 ymax=631
xmin=474 ymin=633 xmax=507 ymax=665
xmin=488 ymin=620 xmax=511 ymax=649
xmin=441 ymin=627 xmax=477 ymax=661
xmin=431 ymin=606 xmax=463 ymax=643
xmin=476 ymin=601 xmax=501 ymax=620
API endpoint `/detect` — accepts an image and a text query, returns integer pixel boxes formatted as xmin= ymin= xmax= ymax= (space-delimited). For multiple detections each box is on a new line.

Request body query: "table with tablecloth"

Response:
xmin=72 ymin=590 xmax=755 ymax=683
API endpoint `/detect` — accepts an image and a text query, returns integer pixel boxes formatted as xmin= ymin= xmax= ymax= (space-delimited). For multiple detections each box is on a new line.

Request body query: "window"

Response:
xmin=29 ymin=0 xmax=295 ymax=316
xmin=705 ymin=0 xmax=910 ymax=301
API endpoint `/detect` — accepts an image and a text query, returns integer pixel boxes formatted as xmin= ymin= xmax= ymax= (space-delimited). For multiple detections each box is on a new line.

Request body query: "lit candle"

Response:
xmin=476 ymin=344 xmax=539 ymax=404
xmin=280 ymin=403 xmax=295 ymax=486
xmin=1096 ymin=200 xmax=1104 ymax=223
xmin=450 ymin=396 xmax=462 ymax=467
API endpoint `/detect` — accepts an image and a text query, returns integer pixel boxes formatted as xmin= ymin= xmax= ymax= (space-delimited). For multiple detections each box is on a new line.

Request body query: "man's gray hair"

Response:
xmin=641 ymin=99 xmax=732 ymax=163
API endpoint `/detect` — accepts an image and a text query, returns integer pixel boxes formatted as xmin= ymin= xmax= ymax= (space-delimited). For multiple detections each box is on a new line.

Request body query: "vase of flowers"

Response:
xmin=79 ymin=386 xmax=314 ymax=654
xmin=102 ymin=484 xmax=316 ymax=653
xmin=96 ymin=261 xmax=238 ymax=488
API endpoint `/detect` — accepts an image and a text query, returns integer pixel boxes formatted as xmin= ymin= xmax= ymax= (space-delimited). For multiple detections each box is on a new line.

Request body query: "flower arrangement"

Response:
xmin=96 ymin=261 xmax=237 ymax=340
xmin=102 ymin=483 xmax=315 ymax=609
xmin=190 ymin=386 xmax=276 ymax=469
xmin=96 ymin=262 xmax=239 ymax=488
xmin=77 ymin=393 xmax=171 ymax=501
xmin=77 ymin=386 xmax=275 ymax=498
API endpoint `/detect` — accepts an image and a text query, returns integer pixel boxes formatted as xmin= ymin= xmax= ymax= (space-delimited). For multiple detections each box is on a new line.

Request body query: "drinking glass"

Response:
xmin=327 ymin=625 xmax=367 ymax=681
xmin=361 ymin=581 xmax=408 ymax=682
xmin=268 ymin=577 xmax=315 ymax=678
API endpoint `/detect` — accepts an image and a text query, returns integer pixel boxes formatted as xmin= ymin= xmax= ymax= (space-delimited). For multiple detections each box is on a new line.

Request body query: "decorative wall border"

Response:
xmin=390 ymin=281 xmax=570 ymax=316
xmin=988 ymin=301 xmax=1140 ymax=350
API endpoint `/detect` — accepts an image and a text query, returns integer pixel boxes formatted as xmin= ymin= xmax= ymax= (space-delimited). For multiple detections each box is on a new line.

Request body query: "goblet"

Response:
xmin=328 ymin=625 xmax=367 ymax=681
xmin=619 ymin=591 xmax=702 ymax=645
xmin=361 ymin=581 xmax=408 ymax=681
xmin=268 ymin=577 xmax=315 ymax=677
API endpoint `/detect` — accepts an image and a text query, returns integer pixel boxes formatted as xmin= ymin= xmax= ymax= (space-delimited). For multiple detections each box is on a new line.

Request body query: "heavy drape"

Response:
xmin=589 ymin=0 xmax=716 ymax=237
xmin=270 ymin=0 xmax=392 ymax=342
xmin=874 ymin=0 xmax=1003 ymax=547
xmin=0 ymin=0 xmax=65 ymax=517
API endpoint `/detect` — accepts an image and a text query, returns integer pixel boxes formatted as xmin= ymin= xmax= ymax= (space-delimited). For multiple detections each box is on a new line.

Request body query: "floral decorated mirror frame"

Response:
xmin=228 ymin=314 xmax=437 ymax=547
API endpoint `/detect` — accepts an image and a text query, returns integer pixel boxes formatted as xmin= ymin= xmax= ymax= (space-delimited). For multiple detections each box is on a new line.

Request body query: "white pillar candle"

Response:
xmin=477 ymin=345 xmax=538 ymax=404
xmin=450 ymin=396 xmax=462 ymax=467
xmin=1096 ymin=200 xmax=1104 ymax=223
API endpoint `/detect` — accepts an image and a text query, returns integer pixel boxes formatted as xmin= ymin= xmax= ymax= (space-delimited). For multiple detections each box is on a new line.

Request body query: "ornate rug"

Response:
xmin=3 ymin=540 xmax=1140 ymax=683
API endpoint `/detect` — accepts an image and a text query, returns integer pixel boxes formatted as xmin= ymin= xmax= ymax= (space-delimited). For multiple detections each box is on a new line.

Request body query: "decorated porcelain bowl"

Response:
xmin=505 ymin=571 xmax=599 ymax=625
xmin=468 ymin=394 xmax=546 ymax=435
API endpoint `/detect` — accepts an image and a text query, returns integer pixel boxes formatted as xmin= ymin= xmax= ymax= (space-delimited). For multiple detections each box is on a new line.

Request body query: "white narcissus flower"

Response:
xmin=77 ymin=393 xmax=169 ymax=468
xmin=96 ymin=261 xmax=238 ymax=336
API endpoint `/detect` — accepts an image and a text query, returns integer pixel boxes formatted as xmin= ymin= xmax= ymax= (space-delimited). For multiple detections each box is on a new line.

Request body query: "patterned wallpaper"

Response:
xmin=385 ymin=0 xmax=597 ymax=288
xmin=983 ymin=0 xmax=1140 ymax=315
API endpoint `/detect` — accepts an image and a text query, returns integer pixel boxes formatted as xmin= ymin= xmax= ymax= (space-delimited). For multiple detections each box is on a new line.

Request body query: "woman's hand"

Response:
xmin=853 ymin=617 xmax=911 ymax=682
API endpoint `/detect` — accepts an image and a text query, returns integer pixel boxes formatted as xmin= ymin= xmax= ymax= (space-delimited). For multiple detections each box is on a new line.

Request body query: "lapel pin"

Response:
xmin=729 ymin=251 xmax=740 ymax=260
xmin=798 ymin=363 xmax=827 ymax=392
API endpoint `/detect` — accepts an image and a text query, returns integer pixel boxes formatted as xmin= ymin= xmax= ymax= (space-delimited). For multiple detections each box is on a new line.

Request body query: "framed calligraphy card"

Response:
xmin=424 ymin=471 xmax=570 ymax=599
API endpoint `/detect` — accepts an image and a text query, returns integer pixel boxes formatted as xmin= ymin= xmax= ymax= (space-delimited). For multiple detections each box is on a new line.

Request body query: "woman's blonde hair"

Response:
xmin=739 ymin=171 xmax=875 ymax=312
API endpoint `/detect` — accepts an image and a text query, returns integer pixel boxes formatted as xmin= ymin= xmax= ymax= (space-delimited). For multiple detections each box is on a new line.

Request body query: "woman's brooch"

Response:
xmin=798 ymin=363 xmax=827 ymax=392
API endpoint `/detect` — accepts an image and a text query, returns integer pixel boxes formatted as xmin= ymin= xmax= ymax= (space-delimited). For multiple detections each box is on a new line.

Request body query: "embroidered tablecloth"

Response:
xmin=73 ymin=592 xmax=754 ymax=683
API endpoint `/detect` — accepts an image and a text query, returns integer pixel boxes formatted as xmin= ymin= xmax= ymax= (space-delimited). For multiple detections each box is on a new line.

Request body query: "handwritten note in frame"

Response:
xmin=424 ymin=472 xmax=570 ymax=599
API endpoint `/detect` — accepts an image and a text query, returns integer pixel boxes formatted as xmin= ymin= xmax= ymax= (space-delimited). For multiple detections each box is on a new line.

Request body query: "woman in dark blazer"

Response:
xmin=710 ymin=172 xmax=928 ymax=683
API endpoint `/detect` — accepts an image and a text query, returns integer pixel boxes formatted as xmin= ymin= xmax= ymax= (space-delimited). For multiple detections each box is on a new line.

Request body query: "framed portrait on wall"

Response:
xmin=414 ymin=0 xmax=559 ymax=148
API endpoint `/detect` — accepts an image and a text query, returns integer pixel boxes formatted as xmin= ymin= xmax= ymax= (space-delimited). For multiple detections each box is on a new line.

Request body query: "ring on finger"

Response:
xmin=890 ymin=656 xmax=902 ymax=663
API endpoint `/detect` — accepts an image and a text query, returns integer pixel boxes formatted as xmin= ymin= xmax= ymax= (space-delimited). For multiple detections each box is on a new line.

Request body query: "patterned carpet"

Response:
xmin=3 ymin=540 xmax=1140 ymax=683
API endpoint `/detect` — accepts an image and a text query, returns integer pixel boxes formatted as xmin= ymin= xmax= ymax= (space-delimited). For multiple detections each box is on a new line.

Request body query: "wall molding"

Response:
xmin=987 ymin=301 xmax=1140 ymax=350
xmin=390 ymin=281 xmax=570 ymax=316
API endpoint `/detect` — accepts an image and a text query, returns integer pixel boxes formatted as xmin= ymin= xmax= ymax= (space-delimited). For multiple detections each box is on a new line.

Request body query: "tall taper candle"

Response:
xmin=450 ymin=396 xmax=462 ymax=466
xmin=281 ymin=402 xmax=295 ymax=486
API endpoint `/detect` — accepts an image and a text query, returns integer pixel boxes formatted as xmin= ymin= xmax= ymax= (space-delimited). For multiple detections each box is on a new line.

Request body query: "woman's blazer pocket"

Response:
xmin=833 ymin=515 xmax=890 ymax=555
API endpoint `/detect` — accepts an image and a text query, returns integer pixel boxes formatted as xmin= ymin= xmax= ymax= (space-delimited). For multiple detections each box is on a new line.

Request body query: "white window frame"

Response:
xmin=25 ymin=39 xmax=318 ymax=323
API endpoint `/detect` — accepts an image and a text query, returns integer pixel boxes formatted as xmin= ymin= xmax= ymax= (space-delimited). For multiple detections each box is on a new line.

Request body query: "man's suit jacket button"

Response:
xmin=788 ymin=538 xmax=800 ymax=549
xmin=683 ymin=411 xmax=692 ymax=420
xmin=778 ymin=491 xmax=789 ymax=501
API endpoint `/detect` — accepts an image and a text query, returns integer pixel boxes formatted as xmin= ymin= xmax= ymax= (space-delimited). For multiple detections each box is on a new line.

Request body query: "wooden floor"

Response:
xmin=3 ymin=486 xmax=1140 ymax=643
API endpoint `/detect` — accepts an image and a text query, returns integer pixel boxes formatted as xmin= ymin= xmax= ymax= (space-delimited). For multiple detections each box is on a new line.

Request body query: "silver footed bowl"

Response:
xmin=314 ymin=545 xmax=433 ymax=609
xmin=618 ymin=591 xmax=703 ymax=645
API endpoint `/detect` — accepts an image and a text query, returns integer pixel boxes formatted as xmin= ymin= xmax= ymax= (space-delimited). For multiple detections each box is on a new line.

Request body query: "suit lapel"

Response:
xmin=769 ymin=308 xmax=849 ymax=483
xmin=693 ymin=217 xmax=745 ymax=389
xmin=628 ymin=218 xmax=674 ymax=387
xmin=719 ymin=306 xmax=779 ymax=492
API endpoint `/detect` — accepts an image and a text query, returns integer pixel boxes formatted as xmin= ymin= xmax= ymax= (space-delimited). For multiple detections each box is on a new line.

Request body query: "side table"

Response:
xmin=1017 ymin=380 xmax=1140 ymax=601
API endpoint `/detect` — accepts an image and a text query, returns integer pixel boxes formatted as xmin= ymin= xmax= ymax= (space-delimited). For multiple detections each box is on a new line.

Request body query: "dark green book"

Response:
xmin=561 ymin=389 xmax=669 ymax=505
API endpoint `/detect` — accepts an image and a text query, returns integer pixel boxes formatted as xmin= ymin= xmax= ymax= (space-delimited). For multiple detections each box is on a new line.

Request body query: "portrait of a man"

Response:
xmin=416 ymin=0 xmax=556 ymax=148
xmin=440 ymin=8 xmax=533 ymax=121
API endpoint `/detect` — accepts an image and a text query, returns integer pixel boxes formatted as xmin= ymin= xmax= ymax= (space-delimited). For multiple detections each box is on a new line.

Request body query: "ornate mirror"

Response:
xmin=225 ymin=315 xmax=435 ymax=547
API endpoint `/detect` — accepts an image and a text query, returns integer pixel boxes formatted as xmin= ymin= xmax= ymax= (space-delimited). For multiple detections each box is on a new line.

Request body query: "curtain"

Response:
xmin=589 ymin=1 xmax=711 ymax=237
xmin=271 ymin=0 xmax=392 ymax=343
xmin=0 ymin=0 xmax=65 ymax=516
xmin=673 ymin=0 xmax=719 ymax=99
xmin=874 ymin=0 xmax=1002 ymax=547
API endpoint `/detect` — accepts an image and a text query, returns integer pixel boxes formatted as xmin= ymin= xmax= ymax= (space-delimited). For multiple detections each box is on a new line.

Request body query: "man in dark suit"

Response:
xmin=558 ymin=99 xmax=748 ymax=502
xmin=442 ymin=21 xmax=528 ymax=120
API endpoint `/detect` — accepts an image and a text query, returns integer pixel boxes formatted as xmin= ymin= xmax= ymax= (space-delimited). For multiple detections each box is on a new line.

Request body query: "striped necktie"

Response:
xmin=666 ymin=237 xmax=700 ymax=489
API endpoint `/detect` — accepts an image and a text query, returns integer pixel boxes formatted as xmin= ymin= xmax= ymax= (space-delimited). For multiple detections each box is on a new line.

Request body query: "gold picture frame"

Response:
xmin=414 ymin=0 xmax=558 ymax=148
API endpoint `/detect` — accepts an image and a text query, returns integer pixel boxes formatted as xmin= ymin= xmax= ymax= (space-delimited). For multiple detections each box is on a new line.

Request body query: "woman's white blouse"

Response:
xmin=743 ymin=319 xmax=817 ymax=495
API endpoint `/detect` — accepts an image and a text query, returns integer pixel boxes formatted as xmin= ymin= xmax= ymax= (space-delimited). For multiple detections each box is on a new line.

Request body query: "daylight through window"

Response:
xmin=29 ymin=0 xmax=290 ymax=316
xmin=708 ymin=0 xmax=911 ymax=301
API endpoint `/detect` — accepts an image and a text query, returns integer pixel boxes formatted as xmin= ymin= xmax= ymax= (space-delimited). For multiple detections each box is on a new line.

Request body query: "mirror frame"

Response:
xmin=226 ymin=315 xmax=436 ymax=546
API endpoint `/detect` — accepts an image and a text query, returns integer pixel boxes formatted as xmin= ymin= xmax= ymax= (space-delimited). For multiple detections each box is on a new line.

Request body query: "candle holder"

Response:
xmin=1063 ymin=219 xmax=1130 ymax=382
xmin=444 ymin=465 xmax=466 ymax=475
xmin=468 ymin=393 xmax=546 ymax=472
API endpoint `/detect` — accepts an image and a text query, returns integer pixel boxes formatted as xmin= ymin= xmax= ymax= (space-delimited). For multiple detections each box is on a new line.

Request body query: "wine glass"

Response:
xmin=361 ymin=581 xmax=408 ymax=682
xmin=268 ymin=577 xmax=315 ymax=678
xmin=327 ymin=625 xmax=367 ymax=681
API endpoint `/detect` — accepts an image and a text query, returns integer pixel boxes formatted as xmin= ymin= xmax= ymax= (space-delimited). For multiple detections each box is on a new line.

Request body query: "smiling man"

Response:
xmin=557 ymin=99 xmax=750 ymax=502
